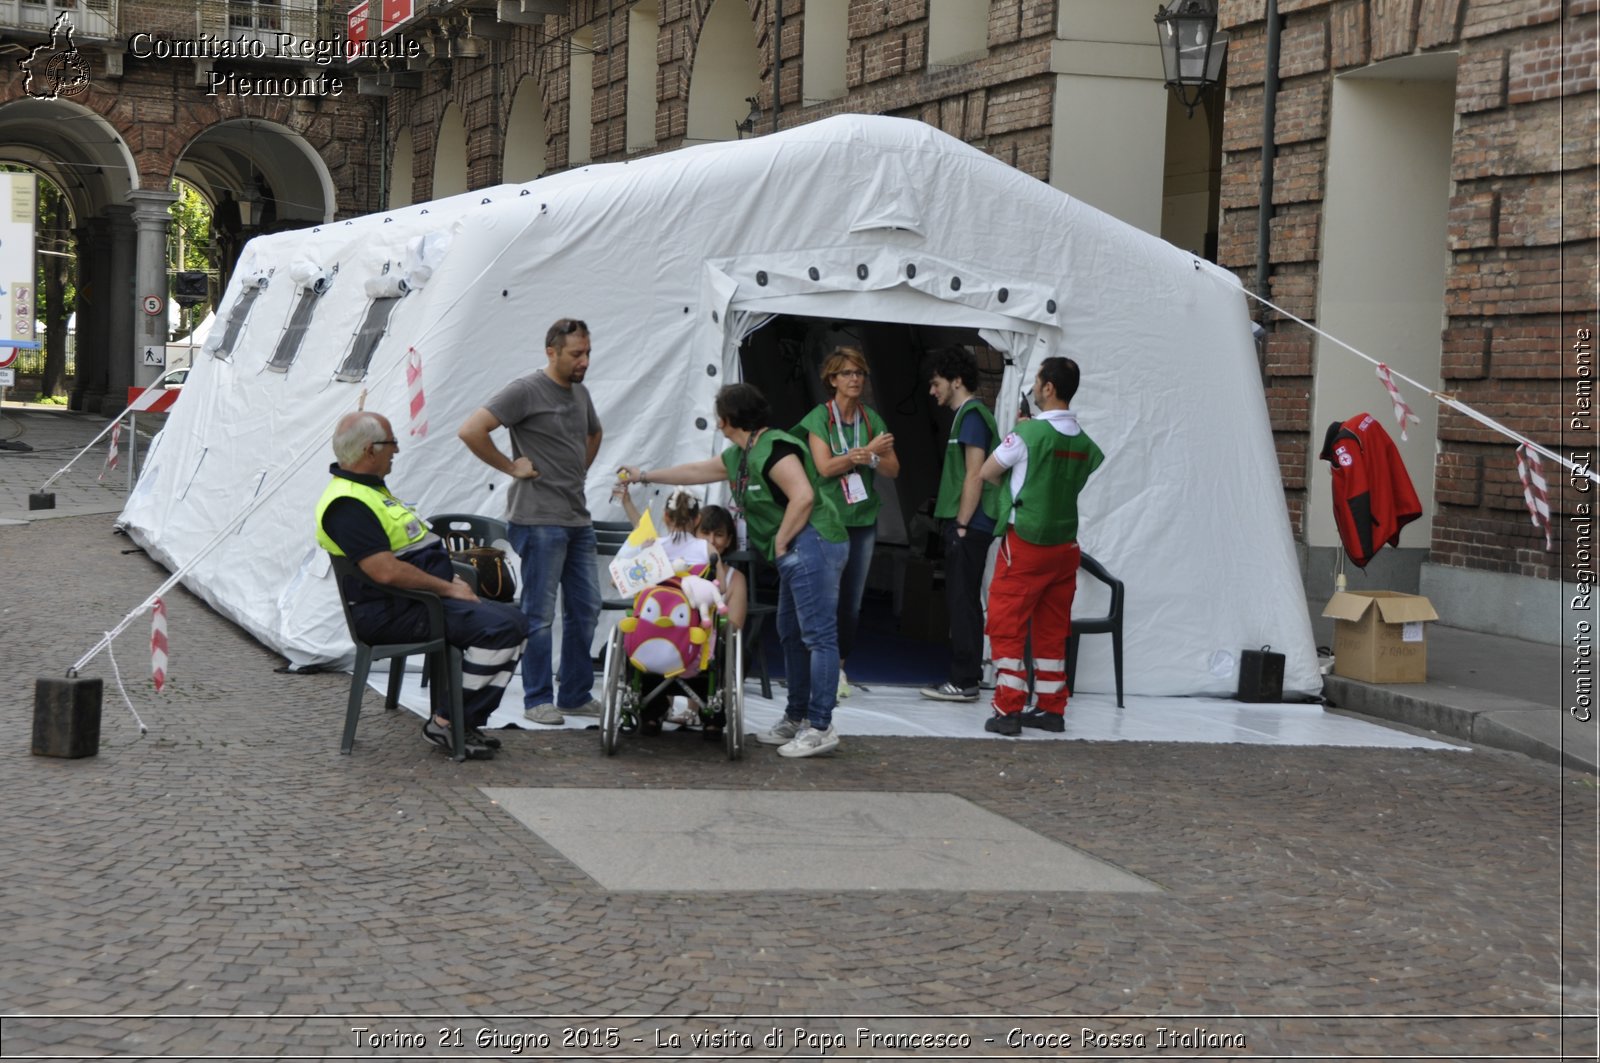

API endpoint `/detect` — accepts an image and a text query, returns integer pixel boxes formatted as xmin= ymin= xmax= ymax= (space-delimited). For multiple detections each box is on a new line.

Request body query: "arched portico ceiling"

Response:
xmin=0 ymin=97 xmax=138 ymax=221
xmin=176 ymin=118 xmax=338 ymax=223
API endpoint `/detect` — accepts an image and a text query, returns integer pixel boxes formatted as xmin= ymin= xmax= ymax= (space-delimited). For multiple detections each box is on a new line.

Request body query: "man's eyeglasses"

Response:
xmin=371 ymin=439 xmax=399 ymax=450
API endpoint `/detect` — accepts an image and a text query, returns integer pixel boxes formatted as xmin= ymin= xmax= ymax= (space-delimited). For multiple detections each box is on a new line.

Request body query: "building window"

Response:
xmin=802 ymin=1 xmax=847 ymax=102
xmin=927 ymin=0 xmax=987 ymax=69
xmin=626 ymin=1 xmax=659 ymax=151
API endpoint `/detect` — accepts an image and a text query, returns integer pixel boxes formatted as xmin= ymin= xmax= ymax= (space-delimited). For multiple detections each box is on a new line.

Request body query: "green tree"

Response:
xmin=168 ymin=180 xmax=214 ymax=339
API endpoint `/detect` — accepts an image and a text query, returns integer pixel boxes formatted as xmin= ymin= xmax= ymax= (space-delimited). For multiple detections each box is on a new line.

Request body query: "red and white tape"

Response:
xmin=1516 ymin=443 xmax=1553 ymax=551
xmin=405 ymin=346 xmax=428 ymax=439
xmin=98 ymin=420 xmax=122 ymax=481
xmin=1374 ymin=363 xmax=1421 ymax=442
xmin=150 ymin=596 xmax=169 ymax=693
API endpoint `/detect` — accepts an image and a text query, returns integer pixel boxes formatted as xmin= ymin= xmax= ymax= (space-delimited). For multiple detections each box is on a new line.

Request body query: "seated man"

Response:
xmin=316 ymin=411 xmax=529 ymax=759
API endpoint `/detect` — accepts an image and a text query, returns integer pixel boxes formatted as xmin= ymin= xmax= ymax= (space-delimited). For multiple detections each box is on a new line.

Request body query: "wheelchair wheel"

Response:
xmin=724 ymin=627 xmax=745 ymax=761
xmin=600 ymin=626 xmax=625 ymax=756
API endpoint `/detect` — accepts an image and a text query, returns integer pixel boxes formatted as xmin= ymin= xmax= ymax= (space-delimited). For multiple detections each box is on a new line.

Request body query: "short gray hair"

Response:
xmin=332 ymin=412 xmax=388 ymax=466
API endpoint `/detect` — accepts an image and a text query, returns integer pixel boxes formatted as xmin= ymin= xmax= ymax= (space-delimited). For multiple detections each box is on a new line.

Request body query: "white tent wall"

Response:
xmin=119 ymin=115 xmax=1319 ymax=698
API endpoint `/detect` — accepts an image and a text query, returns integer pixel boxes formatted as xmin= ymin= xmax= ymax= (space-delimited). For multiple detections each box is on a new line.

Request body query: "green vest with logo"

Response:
xmin=721 ymin=428 xmax=845 ymax=560
xmin=314 ymin=475 xmax=431 ymax=556
xmin=795 ymin=402 xmax=890 ymax=529
xmin=934 ymin=400 xmax=1002 ymax=522
xmin=999 ymin=419 xmax=1104 ymax=545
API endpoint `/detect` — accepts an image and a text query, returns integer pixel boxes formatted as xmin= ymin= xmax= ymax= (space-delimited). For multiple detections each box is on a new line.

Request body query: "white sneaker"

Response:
xmin=756 ymin=715 xmax=805 ymax=746
xmin=524 ymin=703 xmax=564 ymax=725
xmin=778 ymin=724 xmax=840 ymax=758
xmin=564 ymin=698 xmax=602 ymax=717
xmin=837 ymin=670 xmax=851 ymax=699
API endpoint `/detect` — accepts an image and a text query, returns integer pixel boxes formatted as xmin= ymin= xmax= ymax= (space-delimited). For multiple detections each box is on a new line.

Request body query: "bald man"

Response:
xmin=316 ymin=411 xmax=528 ymax=759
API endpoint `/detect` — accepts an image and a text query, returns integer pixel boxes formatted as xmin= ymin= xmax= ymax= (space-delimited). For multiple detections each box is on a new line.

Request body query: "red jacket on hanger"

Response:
xmin=1319 ymin=412 xmax=1423 ymax=568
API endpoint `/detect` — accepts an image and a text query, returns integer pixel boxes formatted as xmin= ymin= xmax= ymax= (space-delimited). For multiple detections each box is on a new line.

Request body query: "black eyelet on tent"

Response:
xmin=312 ymin=227 xmax=320 ymax=233
xmin=756 ymin=271 xmax=768 ymax=286
xmin=856 ymin=264 xmax=868 ymax=280
xmin=420 ymin=209 xmax=429 ymax=214
xmin=383 ymin=217 xmax=392 ymax=223
xmin=711 ymin=310 xmax=719 ymax=324
xmin=344 ymin=221 xmax=353 ymax=226
xmin=808 ymin=267 xmax=819 ymax=281
xmin=683 ymin=306 xmax=690 ymax=313
xmin=906 ymin=263 xmax=917 ymax=279
xmin=695 ymin=417 xmax=708 ymax=430
xmin=950 ymin=276 xmax=962 ymax=291
xmin=706 ymin=364 xmax=718 ymax=376
xmin=997 ymin=288 xmax=1009 ymax=303
xmin=481 ymin=197 xmax=491 ymax=204
xmin=502 ymin=290 xmax=509 ymax=297
xmin=520 ymin=189 xmax=531 ymax=196
xmin=1047 ymin=299 xmax=1057 ymax=314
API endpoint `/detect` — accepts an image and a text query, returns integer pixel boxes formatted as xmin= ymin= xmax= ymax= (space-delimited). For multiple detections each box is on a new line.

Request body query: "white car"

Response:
xmin=153 ymin=366 xmax=189 ymax=390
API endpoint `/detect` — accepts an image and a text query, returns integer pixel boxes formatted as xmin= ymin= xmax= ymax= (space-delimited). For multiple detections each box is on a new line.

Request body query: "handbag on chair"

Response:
xmin=452 ymin=545 xmax=517 ymax=602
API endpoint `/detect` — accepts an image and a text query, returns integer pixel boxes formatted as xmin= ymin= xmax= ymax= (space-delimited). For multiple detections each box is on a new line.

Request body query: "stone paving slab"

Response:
xmin=1 ymin=515 xmax=1596 ymax=1061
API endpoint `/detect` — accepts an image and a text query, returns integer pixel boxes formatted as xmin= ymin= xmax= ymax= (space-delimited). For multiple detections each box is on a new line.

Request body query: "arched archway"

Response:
xmin=685 ymin=0 xmax=762 ymax=144
xmin=504 ymin=75 xmax=548 ymax=182
xmin=434 ymin=103 xmax=468 ymax=198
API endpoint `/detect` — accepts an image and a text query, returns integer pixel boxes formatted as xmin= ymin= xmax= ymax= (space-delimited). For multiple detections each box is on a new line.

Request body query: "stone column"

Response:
xmin=127 ymin=188 xmax=178 ymax=389
xmin=69 ymin=217 xmax=110 ymax=412
xmin=100 ymin=203 xmax=136 ymax=413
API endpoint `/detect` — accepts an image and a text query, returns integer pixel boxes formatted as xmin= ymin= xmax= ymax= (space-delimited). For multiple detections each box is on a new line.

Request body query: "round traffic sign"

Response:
xmin=0 ymin=346 xmax=16 ymax=370
xmin=142 ymin=295 xmax=163 ymax=315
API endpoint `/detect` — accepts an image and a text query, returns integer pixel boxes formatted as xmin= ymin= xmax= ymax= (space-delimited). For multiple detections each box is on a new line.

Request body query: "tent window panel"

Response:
xmin=336 ymin=296 xmax=403 ymax=381
xmin=266 ymin=289 xmax=321 ymax=372
xmin=211 ymin=285 xmax=265 ymax=360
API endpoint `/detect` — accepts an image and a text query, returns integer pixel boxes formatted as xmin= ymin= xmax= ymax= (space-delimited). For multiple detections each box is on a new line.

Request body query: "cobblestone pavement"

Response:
xmin=2 ymin=515 xmax=1597 ymax=1061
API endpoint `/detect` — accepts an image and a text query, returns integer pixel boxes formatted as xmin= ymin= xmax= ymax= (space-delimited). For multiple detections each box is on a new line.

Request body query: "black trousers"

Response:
xmin=354 ymin=596 xmax=529 ymax=728
xmin=941 ymin=520 xmax=994 ymax=690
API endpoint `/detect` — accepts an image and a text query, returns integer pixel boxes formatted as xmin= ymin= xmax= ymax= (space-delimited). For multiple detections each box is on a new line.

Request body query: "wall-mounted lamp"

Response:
xmin=1154 ymin=0 xmax=1229 ymax=118
xmin=734 ymin=96 xmax=762 ymax=139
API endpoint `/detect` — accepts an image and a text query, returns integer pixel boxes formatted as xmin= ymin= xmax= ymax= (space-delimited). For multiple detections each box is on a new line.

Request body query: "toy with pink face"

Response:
xmin=618 ymin=582 xmax=715 ymax=677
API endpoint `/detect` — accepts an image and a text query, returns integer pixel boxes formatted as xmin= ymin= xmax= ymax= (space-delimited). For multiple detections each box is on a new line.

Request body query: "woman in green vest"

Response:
xmin=618 ymin=383 xmax=850 ymax=759
xmin=795 ymin=346 xmax=899 ymax=699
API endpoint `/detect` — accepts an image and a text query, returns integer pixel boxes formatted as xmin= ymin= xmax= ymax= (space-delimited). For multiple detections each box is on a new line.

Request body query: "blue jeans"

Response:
xmin=838 ymin=523 xmax=877 ymax=664
xmin=774 ymin=524 xmax=849 ymax=730
xmin=507 ymin=523 xmax=601 ymax=710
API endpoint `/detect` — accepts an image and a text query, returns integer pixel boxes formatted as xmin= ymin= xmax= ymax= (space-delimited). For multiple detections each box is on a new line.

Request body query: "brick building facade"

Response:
xmin=1215 ymin=0 xmax=1594 ymax=636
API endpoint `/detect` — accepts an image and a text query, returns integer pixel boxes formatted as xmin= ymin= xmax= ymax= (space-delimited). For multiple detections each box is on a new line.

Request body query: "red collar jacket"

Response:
xmin=1319 ymin=413 xmax=1423 ymax=568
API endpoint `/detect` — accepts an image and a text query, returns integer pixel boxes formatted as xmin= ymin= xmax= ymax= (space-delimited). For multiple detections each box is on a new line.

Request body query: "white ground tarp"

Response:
xmin=119 ymin=114 xmax=1320 ymax=697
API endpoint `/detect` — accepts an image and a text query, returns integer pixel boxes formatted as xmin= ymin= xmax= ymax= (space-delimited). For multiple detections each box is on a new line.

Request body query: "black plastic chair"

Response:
xmin=427 ymin=512 xmax=509 ymax=553
xmin=724 ymin=548 xmax=776 ymax=699
xmin=329 ymin=554 xmax=468 ymax=761
xmin=593 ymin=519 xmax=640 ymax=611
xmin=1064 ymin=552 xmax=1125 ymax=708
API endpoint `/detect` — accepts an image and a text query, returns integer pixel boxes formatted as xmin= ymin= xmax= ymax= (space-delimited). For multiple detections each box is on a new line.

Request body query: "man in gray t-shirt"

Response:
xmin=458 ymin=318 xmax=604 ymax=726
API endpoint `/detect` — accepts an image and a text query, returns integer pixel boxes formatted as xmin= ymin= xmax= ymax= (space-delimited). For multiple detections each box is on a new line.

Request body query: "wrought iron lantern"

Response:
xmin=1154 ymin=0 xmax=1229 ymax=117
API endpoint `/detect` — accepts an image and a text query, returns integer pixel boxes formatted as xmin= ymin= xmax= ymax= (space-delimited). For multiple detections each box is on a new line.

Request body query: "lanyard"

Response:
xmin=826 ymin=401 xmax=867 ymax=457
xmin=732 ymin=427 xmax=764 ymax=516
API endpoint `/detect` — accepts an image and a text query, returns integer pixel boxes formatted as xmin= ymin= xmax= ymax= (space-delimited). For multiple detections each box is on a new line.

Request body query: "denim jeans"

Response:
xmin=507 ymin=522 xmax=602 ymax=710
xmin=838 ymin=523 xmax=877 ymax=664
xmin=774 ymin=524 xmax=849 ymax=730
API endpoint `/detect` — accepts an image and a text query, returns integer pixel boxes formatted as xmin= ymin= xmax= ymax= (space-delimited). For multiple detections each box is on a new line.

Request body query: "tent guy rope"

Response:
xmin=1233 ymin=281 xmax=1597 ymax=486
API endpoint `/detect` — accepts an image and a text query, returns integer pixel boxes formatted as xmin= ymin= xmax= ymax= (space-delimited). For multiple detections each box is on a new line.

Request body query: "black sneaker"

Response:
xmin=984 ymin=712 xmax=1022 ymax=737
xmin=467 ymin=726 xmax=502 ymax=749
xmin=1019 ymin=709 xmax=1065 ymax=732
xmin=922 ymin=681 xmax=981 ymax=702
xmin=423 ymin=718 xmax=495 ymax=759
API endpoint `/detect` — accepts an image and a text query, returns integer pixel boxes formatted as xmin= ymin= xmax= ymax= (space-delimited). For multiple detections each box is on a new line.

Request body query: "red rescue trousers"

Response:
xmin=985 ymin=532 xmax=1080 ymax=716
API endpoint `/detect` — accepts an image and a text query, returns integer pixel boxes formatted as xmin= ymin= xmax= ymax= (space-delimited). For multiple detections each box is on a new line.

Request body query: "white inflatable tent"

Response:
xmin=119 ymin=114 xmax=1320 ymax=698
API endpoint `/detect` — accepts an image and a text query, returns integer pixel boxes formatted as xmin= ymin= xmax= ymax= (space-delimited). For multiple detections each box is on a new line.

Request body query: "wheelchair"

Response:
xmin=599 ymin=576 xmax=745 ymax=761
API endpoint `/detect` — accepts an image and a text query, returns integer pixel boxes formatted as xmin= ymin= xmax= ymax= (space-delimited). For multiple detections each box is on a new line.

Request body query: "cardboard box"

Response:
xmin=1322 ymin=590 xmax=1439 ymax=683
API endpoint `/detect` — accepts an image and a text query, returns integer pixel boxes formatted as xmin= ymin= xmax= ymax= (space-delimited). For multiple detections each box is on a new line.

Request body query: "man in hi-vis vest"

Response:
xmin=976 ymin=357 xmax=1104 ymax=736
xmin=317 ymin=411 xmax=529 ymax=759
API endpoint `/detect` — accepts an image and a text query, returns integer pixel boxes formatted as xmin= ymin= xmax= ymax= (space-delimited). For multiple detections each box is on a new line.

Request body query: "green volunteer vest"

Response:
xmin=721 ymin=428 xmax=845 ymax=560
xmin=795 ymin=402 xmax=889 ymax=528
xmin=314 ymin=475 xmax=431 ymax=556
xmin=934 ymin=399 xmax=1002 ymax=522
xmin=999 ymin=419 xmax=1105 ymax=545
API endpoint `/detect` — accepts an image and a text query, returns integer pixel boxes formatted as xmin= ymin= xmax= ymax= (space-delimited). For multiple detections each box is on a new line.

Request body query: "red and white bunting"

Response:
xmin=1516 ymin=443 xmax=1554 ymax=551
xmin=150 ymin=596 xmax=169 ymax=693
xmin=98 ymin=420 xmax=122 ymax=481
xmin=1374 ymin=363 xmax=1421 ymax=442
xmin=405 ymin=346 xmax=429 ymax=439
